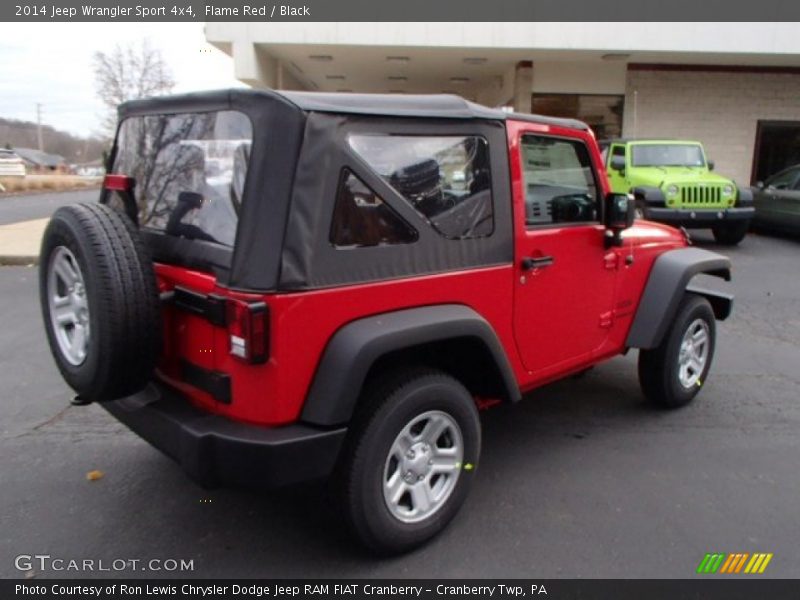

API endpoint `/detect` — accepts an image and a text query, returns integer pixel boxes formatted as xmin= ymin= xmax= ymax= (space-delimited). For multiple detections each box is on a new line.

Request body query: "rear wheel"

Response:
xmin=337 ymin=368 xmax=480 ymax=554
xmin=712 ymin=221 xmax=748 ymax=245
xmin=39 ymin=203 xmax=161 ymax=402
xmin=638 ymin=294 xmax=716 ymax=408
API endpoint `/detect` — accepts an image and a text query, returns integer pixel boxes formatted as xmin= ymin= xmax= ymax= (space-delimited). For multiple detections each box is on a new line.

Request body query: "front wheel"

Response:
xmin=337 ymin=368 xmax=481 ymax=554
xmin=712 ymin=221 xmax=749 ymax=245
xmin=638 ymin=294 xmax=716 ymax=408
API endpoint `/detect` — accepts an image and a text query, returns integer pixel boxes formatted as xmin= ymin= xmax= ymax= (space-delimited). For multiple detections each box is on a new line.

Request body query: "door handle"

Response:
xmin=521 ymin=256 xmax=555 ymax=270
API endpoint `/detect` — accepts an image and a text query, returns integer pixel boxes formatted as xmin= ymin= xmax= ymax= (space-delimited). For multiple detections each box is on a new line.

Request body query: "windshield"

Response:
xmin=631 ymin=144 xmax=706 ymax=168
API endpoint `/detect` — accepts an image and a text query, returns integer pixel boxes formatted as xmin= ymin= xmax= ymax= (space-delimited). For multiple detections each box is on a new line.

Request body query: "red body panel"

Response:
xmin=155 ymin=264 xmax=521 ymax=425
xmin=154 ymin=118 xmax=686 ymax=427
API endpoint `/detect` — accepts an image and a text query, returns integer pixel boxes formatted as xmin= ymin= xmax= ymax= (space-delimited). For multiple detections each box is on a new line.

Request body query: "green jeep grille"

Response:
xmin=678 ymin=185 xmax=724 ymax=207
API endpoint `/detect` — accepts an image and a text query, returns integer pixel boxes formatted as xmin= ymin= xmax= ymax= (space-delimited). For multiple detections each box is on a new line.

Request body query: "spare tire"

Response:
xmin=39 ymin=203 xmax=161 ymax=402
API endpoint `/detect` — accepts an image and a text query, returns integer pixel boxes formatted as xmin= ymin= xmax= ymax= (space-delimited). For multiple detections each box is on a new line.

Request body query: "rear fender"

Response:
xmin=301 ymin=305 xmax=520 ymax=427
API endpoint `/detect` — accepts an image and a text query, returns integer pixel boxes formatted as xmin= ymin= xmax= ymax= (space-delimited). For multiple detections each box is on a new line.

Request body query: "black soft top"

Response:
xmin=112 ymin=88 xmax=572 ymax=291
xmin=118 ymin=88 xmax=589 ymax=131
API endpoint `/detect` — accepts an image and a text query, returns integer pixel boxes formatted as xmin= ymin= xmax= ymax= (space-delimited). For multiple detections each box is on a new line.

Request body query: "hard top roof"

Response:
xmin=118 ymin=88 xmax=589 ymax=131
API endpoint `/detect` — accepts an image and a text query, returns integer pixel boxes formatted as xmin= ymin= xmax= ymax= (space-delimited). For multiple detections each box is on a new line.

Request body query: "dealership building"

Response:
xmin=205 ymin=23 xmax=800 ymax=185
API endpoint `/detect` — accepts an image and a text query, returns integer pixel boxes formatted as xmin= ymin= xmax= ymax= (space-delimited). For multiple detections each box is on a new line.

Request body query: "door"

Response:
xmin=755 ymin=166 xmax=800 ymax=228
xmin=778 ymin=178 xmax=800 ymax=232
xmin=772 ymin=168 xmax=800 ymax=231
xmin=511 ymin=130 xmax=618 ymax=379
xmin=605 ymin=143 xmax=628 ymax=193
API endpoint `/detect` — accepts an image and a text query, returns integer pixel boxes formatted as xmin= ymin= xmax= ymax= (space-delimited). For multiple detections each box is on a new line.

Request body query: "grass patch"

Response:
xmin=0 ymin=175 xmax=102 ymax=194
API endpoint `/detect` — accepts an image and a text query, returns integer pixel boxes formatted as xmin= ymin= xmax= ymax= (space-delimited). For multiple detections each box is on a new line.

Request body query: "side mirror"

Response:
xmin=610 ymin=155 xmax=626 ymax=173
xmin=604 ymin=193 xmax=635 ymax=247
xmin=707 ymin=160 xmax=715 ymax=171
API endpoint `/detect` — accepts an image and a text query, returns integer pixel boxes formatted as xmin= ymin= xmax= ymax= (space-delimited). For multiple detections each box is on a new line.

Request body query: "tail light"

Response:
xmin=226 ymin=300 xmax=269 ymax=364
xmin=103 ymin=174 xmax=134 ymax=192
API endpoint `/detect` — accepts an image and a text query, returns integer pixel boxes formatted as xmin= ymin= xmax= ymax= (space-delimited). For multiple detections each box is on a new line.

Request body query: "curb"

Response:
xmin=0 ymin=255 xmax=39 ymax=266
xmin=0 ymin=217 xmax=48 ymax=266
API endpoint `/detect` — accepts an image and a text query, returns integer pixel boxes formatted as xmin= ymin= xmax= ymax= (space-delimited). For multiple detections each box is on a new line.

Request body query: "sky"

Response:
xmin=0 ymin=23 xmax=246 ymax=138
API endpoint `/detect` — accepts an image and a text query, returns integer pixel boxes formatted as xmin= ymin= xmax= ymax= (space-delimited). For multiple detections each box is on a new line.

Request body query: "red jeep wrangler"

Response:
xmin=39 ymin=90 xmax=733 ymax=554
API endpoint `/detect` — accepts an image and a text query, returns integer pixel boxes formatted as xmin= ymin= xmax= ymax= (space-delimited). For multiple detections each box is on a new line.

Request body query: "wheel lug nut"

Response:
xmin=428 ymin=459 xmax=434 ymax=466
xmin=418 ymin=475 xmax=424 ymax=481
xmin=406 ymin=450 xmax=415 ymax=459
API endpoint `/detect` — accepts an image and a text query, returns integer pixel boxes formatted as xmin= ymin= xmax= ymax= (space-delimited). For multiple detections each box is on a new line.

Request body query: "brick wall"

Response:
xmin=623 ymin=68 xmax=800 ymax=185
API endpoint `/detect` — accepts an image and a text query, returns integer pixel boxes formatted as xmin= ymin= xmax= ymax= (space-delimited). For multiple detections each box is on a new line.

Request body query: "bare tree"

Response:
xmin=93 ymin=40 xmax=175 ymax=136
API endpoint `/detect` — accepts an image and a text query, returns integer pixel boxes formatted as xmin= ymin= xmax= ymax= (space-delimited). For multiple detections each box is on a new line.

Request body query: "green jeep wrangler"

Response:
xmin=601 ymin=139 xmax=754 ymax=245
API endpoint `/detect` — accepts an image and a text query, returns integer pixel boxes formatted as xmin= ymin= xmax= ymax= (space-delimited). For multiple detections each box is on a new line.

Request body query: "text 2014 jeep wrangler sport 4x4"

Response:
xmin=39 ymin=90 xmax=734 ymax=554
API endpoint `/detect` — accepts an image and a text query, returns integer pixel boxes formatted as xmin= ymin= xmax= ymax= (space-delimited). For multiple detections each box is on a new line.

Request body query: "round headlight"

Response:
xmin=667 ymin=184 xmax=679 ymax=196
xmin=723 ymin=184 xmax=734 ymax=196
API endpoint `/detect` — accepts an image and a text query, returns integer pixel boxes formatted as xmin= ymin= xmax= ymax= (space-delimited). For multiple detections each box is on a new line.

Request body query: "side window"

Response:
xmin=349 ymin=135 xmax=494 ymax=240
xmin=519 ymin=134 xmax=600 ymax=226
xmin=767 ymin=168 xmax=800 ymax=190
xmin=330 ymin=169 xmax=418 ymax=248
xmin=611 ymin=144 xmax=626 ymax=165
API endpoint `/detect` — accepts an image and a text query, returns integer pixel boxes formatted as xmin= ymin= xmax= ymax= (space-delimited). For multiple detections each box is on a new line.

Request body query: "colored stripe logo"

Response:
xmin=697 ymin=553 xmax=773 ymax=574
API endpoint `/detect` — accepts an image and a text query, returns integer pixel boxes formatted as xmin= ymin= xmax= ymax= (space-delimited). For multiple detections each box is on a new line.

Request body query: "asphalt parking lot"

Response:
xmin=0 ymin=189 xmax=94 ymax=226
xmin=1 ymin=225 xmax=798 ymax=579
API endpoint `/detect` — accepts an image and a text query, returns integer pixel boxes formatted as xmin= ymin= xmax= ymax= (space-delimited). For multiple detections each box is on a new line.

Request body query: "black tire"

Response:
xmin=39 ymin=203 xmax=161 ymax=402
xmin=712 ymin=221 xmax=748 ymax=245
xmin=336 ymin=368 xmax=481 ymax=554
xmin=638 ymin=294 xmax=716 ymax=409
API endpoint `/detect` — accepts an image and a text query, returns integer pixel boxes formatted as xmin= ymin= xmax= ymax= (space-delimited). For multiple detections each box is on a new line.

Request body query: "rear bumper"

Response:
xmin=644 ymin=206 xmax=754 ymax=227
xmin=102 ymin=383 xmax=347 ymax=489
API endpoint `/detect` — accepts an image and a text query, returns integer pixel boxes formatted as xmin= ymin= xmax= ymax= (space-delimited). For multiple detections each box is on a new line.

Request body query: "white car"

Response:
xmin=0 ymin=149 xmax=26 ymax=177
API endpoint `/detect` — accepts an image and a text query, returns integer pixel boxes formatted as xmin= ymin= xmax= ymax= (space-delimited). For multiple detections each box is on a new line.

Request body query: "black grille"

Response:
xmin=679 ymin=185 xmax=722 ymax=205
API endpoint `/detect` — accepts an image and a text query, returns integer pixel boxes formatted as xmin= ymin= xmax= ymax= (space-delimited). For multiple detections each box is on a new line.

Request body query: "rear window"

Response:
xmin=112 ymin=110 xmax=253 ymax=247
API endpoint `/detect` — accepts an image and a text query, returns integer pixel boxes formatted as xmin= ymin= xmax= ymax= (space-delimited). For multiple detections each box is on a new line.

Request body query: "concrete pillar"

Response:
xmin=231 ymin=41 xmax=309 ymax=90
xmin=232 ymin=40 xmax=277 ymax=89
xmin=513 ymin=61 xmax=533 ymax=113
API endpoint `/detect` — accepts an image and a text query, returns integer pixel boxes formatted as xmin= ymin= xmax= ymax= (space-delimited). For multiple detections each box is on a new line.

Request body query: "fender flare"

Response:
xmin=737 ymin=186 xmax=754 ymax=206
xmin=626 ymin=247 xmax=732 ymax=349
xmin=631 ymin=186 xmax=666 ymax=204
xmin=301 ymin=304 xmax=521 ymax=427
